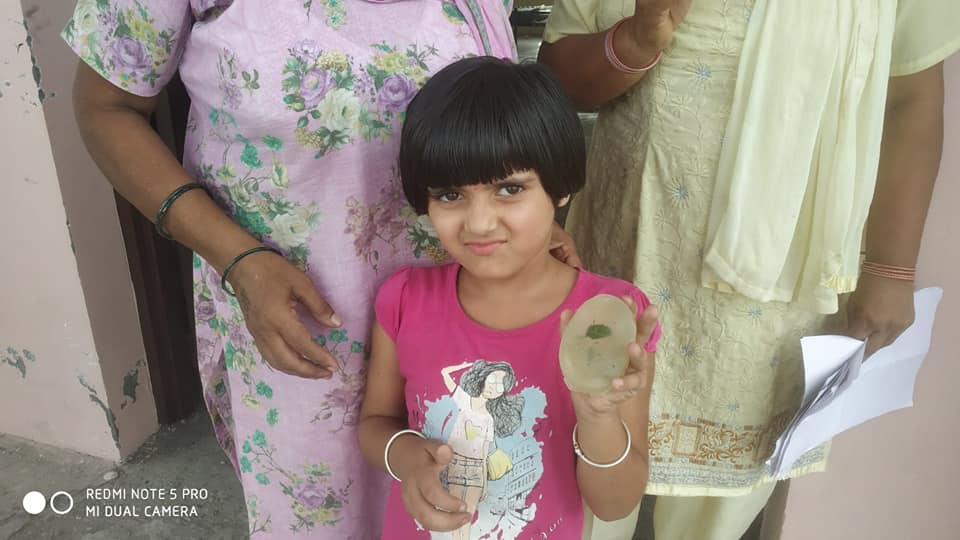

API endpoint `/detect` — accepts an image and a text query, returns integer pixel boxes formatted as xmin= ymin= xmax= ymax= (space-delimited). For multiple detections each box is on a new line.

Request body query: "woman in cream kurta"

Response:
xmin=543 ymin=0 xmax=959 ymax=538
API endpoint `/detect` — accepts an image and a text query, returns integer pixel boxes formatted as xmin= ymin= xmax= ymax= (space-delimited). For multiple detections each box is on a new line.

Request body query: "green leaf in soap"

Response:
xmin=585 ymin=324 xmax=612 ymax=339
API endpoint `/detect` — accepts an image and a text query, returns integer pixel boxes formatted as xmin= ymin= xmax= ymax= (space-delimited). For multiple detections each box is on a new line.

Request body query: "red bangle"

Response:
xmin=604 ymin=19 xmax=663 ymax=75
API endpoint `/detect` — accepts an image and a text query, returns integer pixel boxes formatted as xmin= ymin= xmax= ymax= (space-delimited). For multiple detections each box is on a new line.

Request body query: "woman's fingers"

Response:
xmin=550 ymin=244 xmax=582 ymax=268
xmin=258 ymin=290 xmax=335 ymax=377
xmin=263 ymin=334 xmax=333 ymax=379
xmin=255 ymin=317 xmax=334 ymax=378
xmin=865 ymin=331 xmax=894 ymax=359
xmin=549 ymin=222 xmax=583 ymax=268
xmin=293 ymin=276 xmax=342 ymax=328
xmin=231 ymin=254 xmax=346 ymax=379
xmin=279 ymin=318 xmax=340 ymax=372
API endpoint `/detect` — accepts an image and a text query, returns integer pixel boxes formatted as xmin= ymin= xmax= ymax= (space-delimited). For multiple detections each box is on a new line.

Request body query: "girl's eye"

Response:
xmin=497 ymin=184 xmax=524 ymax=197
xmin=432 ymin=191 xmax=462 ymax=203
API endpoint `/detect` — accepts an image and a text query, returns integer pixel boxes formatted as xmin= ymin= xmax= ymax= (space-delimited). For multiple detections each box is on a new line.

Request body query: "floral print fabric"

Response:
xmin=64 ymin=1 xmax=512 ymax=536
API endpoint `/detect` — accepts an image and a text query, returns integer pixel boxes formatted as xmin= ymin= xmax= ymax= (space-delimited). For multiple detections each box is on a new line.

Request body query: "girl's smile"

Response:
xmin=464 ymin=240 xmax=506 ymax=256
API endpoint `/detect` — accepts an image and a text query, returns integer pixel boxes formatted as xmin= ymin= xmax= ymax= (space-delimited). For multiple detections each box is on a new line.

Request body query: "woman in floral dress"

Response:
xmin=63 ymin=1 xmax=536 ymax=537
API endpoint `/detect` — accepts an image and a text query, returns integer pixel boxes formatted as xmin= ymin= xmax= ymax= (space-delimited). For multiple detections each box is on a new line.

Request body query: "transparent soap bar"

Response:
xmin=559 ymin=294 xmax=636 ymax=394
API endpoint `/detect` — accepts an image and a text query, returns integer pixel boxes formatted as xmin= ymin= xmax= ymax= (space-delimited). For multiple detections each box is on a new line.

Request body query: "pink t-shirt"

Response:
xmin=375 ymin=264 xmax=660 ymax=540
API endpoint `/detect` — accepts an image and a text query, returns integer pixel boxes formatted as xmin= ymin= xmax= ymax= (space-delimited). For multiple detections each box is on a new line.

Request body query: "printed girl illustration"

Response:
xmin=440 ymin=360 xmax=525 ymax=540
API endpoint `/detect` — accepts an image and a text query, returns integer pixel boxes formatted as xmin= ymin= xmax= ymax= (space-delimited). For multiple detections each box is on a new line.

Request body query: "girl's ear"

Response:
xmin=558 ymin=195 xmax=571 ymax=208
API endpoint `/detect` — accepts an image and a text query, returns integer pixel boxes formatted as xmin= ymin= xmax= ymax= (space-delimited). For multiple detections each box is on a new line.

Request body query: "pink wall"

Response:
xmin=778 ymin=56 xmax=960 ymax=539
xmin=0 ymin=1 xmax=158 ymax=460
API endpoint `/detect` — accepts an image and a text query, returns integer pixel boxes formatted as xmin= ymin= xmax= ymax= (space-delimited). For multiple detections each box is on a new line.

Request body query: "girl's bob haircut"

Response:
xmin=399 ymin=56 xmax=586 ymax=215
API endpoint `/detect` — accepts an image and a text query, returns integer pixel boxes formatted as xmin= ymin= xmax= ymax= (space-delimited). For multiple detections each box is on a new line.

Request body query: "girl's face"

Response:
xmin=482 ymin=371 xmax=507 ymax=399
xmin=427 ymin=170 xmax=564 ymax=281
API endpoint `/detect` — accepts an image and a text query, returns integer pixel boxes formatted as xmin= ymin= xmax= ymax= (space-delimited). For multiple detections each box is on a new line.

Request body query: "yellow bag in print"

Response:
xmin=486 ymin=449 xmax=513 ymax=480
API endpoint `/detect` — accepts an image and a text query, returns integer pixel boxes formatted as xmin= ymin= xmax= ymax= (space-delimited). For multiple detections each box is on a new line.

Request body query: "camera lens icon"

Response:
xmin=22 ymin=492 xmax=45 ymax=515
xmin=22 ymin=491 xmax=74 ymax=515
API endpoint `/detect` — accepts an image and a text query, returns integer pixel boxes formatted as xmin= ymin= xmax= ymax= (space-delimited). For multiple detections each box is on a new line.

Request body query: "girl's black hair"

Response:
xmin=399 ymin=56 xmax=586 ymax=214
xmin=459 ymin=360 xmax=524 ymax=439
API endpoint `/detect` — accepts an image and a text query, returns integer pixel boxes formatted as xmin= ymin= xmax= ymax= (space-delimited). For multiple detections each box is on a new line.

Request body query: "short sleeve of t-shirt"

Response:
xmin=890 ymin=0 xmax=960 ymax=76
xmin=62 ymin=0 xmax=195 ymax=96
xmin=375 ymin=267 xmax=413 ymax=342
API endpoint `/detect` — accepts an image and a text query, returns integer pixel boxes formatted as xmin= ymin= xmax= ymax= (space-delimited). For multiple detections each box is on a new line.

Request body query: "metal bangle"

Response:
xmin=572 ymin=420 xmax=632 ymax=468
xmin=384 ymin=429 xmax=426 ymax=482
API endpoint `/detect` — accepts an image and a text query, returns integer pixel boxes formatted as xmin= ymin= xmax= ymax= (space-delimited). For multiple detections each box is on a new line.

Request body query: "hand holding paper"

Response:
xmin=767 ymin=287 xmax=943 ymax=477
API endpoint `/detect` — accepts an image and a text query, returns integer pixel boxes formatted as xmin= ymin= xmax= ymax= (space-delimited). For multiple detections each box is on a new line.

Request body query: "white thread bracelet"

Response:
xmin=384 ymin=429 xmax=425 ymax=482
xmin=572 ymin=420 xmax=632 ymax=468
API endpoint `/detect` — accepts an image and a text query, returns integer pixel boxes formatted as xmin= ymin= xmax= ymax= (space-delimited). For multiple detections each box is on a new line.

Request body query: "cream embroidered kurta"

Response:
xmin=545 ymin=0 xmax=960 ymax=496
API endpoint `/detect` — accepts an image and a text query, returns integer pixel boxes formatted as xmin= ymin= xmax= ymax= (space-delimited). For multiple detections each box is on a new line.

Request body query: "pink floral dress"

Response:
xmin=63 ymin=1 xmax=515 ymax=537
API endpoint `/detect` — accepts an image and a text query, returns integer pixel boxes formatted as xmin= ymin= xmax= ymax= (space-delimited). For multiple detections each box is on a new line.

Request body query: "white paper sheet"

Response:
xmin=767 ymin=287 xmax=944 ymax=477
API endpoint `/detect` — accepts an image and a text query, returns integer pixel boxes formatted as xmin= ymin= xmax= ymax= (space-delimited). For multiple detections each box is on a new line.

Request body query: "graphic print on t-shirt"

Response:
xmin=417 ymin=359 xmax=548 ymax=540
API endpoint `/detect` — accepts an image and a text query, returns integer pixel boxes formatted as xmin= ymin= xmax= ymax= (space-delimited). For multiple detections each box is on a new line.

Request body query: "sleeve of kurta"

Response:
xmin=890 ymin=0 xmax=960 ymax=76
xmin=62 ymin=0 xmax=194 ymax=96
xmin=541 ymin=0 xmax=601 ymax=43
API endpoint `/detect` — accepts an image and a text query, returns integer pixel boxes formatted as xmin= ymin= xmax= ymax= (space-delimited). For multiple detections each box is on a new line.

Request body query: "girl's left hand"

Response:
xmin=845 ymin=273 xmax=915 ymax=359
xmin=550 ymin=222 xmax=583 ymax=268
xmin=562 ymin=297 xmax=659 ymax=417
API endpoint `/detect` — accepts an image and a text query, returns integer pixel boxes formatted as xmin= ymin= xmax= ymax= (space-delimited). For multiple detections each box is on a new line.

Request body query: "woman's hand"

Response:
xmin=845 ymin=273 xmax=915 ymax=358
xmin=227 ymin=251 xmax=342 ymax=379
xmin=564 ymin=297 xmax=659 ymax=418
xmin=625 ymin=0 xmax=693 ymax=53
xmin=398 ymin=439 xmax=472 ymax=532
xmin=550 ymin=222 xmax=582 ymax=268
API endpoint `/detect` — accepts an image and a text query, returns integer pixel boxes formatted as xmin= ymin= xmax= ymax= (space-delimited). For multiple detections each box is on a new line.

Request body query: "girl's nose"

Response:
xmin=465 ymin=197 xmax=498 ymax=235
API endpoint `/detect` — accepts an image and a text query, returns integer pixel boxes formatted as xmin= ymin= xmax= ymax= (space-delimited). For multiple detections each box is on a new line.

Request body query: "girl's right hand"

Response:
xmin=563 ymin=298 xmax=659 ymax=419
xmin=227 ymin=250 xmax=341 ymax=379
xmin=400 ymin=440 xmax=473 ymax=532
xmin=628 ymin=0 xmax=693 ymax=52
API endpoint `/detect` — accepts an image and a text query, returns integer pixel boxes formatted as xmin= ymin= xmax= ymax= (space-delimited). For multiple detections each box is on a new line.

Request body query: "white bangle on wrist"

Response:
xmin=384 ymin=429 xmax=425 ymax=482
xmin=572 ymin=420 xmax=632 ymax=468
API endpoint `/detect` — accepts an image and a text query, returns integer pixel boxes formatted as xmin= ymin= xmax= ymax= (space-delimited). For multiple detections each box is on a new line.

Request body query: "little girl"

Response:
xmin=358 ymin=57 xmax=661 ymax=540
